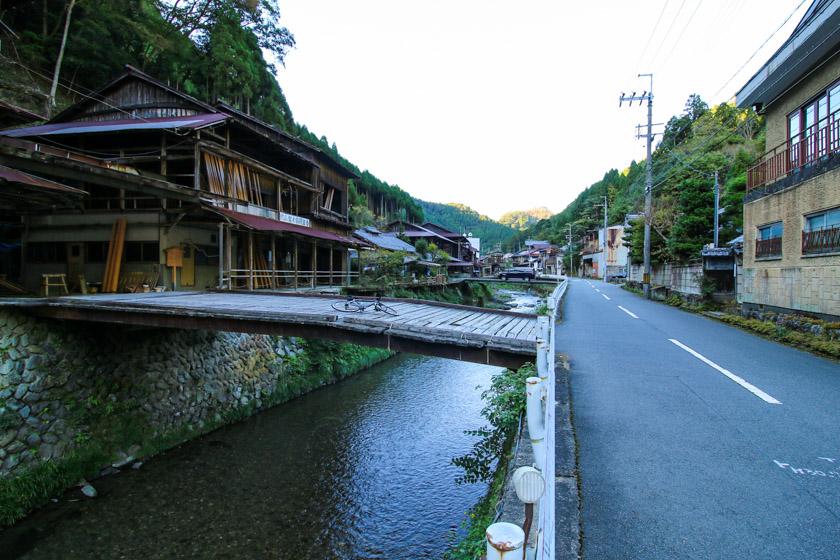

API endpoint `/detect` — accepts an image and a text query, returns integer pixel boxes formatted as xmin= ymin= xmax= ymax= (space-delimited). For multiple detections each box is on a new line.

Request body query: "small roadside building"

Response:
xmin=735 ymin=0 xmax=840 ymax=319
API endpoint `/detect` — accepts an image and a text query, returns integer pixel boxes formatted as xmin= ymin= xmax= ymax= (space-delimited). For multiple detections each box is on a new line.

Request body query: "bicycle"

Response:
xmin=331 ymin=295 xmax=399 ymax=316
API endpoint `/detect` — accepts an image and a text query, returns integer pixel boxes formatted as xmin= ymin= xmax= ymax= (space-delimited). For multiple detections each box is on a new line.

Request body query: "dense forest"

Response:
xmin=498 ymin=207 xmax=553 ymax=231
xmin=418 ymin=200 xmax=517 ymax=251
xmin=0 ymin=0 xmax=428 ymax=228
xmin=515 ymin=94 xmax=764 ymax=268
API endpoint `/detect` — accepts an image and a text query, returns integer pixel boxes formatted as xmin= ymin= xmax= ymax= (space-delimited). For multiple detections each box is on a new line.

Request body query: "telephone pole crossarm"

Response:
xmin=620 ymin=73 xmax=654 ymax=299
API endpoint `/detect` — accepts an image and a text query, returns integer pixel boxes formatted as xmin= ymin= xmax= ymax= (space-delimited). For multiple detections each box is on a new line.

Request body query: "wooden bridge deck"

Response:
xmin=1 ymin=291 xmax=542 ymax=367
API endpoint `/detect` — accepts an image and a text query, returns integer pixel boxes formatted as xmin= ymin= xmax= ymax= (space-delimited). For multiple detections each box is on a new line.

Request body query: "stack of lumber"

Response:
xmin=102 ymin=218 xmax=126 ymax=293
xmin=203 ymin=152 xmax=264 ymax=206
xmin=253 ymin=253 xmax=271 ymax=289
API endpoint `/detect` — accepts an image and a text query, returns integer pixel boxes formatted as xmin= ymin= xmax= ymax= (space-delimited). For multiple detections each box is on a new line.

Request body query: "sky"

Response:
xmin=274 ymin=0 xmax=812 ymax=220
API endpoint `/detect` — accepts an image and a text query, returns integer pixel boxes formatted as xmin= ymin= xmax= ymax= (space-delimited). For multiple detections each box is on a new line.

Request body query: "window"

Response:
xmin=124 ymin=241 xmax=160 ymax=263
xmin=803 ymin=207 xmax=840 ymax=255
xmin=756 ymin=222 xmax=782 ymax=259
xmin=758 ymin=222 xmax=783 ymax=240
xmin=26 ymin=242 xmax=66 ymax=263
xmin=86 ymin=241 xmax=109 ymax=263
xmin=787 ymin=80 xmax=840 ymax=165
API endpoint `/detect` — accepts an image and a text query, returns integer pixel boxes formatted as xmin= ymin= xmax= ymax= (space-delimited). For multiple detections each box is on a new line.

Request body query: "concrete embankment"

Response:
xmin=0 ymin=309 xmax=391 ymax=525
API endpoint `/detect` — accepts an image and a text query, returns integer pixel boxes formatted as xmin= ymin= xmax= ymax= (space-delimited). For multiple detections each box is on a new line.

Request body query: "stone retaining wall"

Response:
xmin=0 ymin=309 xmax=389 ymax=484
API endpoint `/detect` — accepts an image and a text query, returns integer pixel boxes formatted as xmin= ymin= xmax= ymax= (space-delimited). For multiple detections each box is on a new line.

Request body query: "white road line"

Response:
xmin=595 ymin=288 xmax=601 ymax=292
xmin=617 ymin=306 xmax=638 ymax=319
xmin=601 ymin=293 xmax=611 ymax=300
xmin=668 ymin=339 xmax=782 ymax=405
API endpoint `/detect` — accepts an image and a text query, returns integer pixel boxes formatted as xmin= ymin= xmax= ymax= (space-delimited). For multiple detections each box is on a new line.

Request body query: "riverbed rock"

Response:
xmin=80 ymin=482 xmax=97 ymax=498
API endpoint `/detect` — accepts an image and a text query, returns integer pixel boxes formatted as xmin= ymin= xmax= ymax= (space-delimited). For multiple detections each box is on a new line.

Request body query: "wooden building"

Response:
xmin=0 ymin=66 xmax=359 ymax=294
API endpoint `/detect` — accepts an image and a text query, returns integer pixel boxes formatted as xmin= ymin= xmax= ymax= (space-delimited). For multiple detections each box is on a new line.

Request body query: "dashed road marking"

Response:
xmin=617 ymin=306 xmax=638 ymax=319
xmin=601 ymin=294 xmax=611 ymax=300
xmin=668 ymin=339 xmax=781 ymax=405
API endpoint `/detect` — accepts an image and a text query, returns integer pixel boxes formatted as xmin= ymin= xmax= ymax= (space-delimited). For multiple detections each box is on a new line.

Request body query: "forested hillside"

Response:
xmin=516 ymin=95 xmax=764 ymax=267
xmin=498 ymin=207 xmax=553 ymax=231
xmin=0 ymin=0 xmax=421 ymax=226
xmin=418 ymin=200 xmax=517 ymax=251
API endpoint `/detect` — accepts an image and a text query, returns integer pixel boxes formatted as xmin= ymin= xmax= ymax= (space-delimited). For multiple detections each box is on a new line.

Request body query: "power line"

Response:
xmin=712 ymin=0 xmax=811 ymax=99
xmin=635 ymin=0 xmax=670 ymax=70
xmin=649 ymin=0 xmax=687 ymax=68
xmin=657 ymin=0 xmax=704 ymax=70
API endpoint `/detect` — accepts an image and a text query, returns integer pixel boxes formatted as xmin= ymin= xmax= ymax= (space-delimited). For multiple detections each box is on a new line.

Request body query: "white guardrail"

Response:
xmin=487 ymin=278 xmax=567 ymax=560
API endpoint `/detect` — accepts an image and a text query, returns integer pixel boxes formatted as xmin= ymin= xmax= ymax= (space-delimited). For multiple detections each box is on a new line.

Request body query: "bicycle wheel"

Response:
xmin=331 ymin=301 xmax=361 ymax=313
xmin=376 ymin=302 xmax=399 ymax=316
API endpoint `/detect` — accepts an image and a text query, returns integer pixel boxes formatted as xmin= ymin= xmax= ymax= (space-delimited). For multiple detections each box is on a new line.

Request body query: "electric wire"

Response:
xmin=657 ymin=0 xmax=705 ymax=71
xmin=712 ymin=0 xmax=811 ymax=99
xmin=649 ymin=0 xmax=688 ymax=68
xmin=635 ymin=0 xmax=670 ymax=70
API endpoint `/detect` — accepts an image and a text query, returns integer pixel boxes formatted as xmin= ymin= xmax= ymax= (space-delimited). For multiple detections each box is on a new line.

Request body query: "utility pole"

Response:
xmin=567 ymin=223 xmax=574 ymax=277
xmin=713 ymin=170 xmax=720 ymax=248
xmin=594 ymin=196 xmax=609 ymax=282
xmin=620 ymin=73 xmax=654 ymax=298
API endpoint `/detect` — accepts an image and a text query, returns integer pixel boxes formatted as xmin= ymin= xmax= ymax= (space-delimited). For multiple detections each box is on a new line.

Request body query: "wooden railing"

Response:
xmin=222 ymin=269 xmax=358 ymax=290
xmin=755 ymin=237 xmax=782 ymax=259
xmin=747 ymin=108 xmax=840 ymax=190
xmin=802 ymin=226 xmax=840 ymax=255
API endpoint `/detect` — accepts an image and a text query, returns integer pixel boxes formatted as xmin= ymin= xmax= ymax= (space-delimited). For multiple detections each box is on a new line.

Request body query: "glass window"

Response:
xmin=805 ymin=104 xmax=816 ymax=132
xmin=830 ymin=83 xmax=840 ymax=116
xmin=828 ymin=208 xmax=840 ymax=229
xmin=86 ymin=241 xmax=108 ymax=263
xmin=26 ymin=242 xmax=66 ymax=263
xmin=759 ymin=222 xmax=783 ymax=240
xmin=124 ymin=241 xmax=160 ymax=263
xmin=807 ymin=208 xmax=840 ymax=231
xmin=789 ymin=112 xmax=800 ymax=142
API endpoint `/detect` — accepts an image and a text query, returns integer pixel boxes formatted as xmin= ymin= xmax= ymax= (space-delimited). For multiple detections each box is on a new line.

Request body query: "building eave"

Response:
xmin=736 ymin=0 xmax=840 ymax=110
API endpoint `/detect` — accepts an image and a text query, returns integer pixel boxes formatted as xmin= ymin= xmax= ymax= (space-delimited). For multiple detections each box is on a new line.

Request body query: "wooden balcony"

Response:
xmin=747 ymin=108 xmax=840 ymax=191
xmin=802 ymin=226 xmax=840 ymax=255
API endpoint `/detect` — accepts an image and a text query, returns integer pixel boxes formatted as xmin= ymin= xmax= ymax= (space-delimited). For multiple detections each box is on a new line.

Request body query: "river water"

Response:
xmin=3 ymin=355 xmax=500 ymax=559
xmin=3 ymin=289 xmax=541 ymax=559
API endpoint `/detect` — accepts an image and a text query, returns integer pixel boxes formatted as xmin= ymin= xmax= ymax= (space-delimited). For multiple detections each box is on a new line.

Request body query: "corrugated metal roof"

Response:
xmin=0 ymin=164 xmax=87 ymax=195
xmin=353 ymin=228 xmax=417 ymax=252
xmin=0 ymin=113 xmax=228 ymax=138
xmin=209 ymin=206 xmax=358 ymax=245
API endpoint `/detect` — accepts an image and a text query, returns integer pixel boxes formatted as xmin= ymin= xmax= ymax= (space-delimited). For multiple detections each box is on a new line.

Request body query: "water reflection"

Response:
xmin=3 ymin=354 xmax=500 ymax=559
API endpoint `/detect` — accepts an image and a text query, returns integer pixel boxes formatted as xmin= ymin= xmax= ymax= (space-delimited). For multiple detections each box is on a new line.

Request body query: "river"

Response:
xmin=2 ymin=288 xmax=541 ymax=559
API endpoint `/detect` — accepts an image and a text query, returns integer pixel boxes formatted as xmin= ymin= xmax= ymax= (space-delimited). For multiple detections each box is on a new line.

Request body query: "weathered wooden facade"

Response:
xmin=0 ymin=66 xmax=358 ymax=294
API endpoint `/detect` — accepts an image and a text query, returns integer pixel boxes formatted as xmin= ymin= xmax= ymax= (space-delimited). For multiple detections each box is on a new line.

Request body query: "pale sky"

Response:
xmin=275 ymin=1 xmax=811 ymax=219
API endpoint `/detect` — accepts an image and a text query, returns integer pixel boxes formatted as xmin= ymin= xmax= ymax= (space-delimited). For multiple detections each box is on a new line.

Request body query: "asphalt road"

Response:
xmin=558 ymin=278 xmax=840 ymax=559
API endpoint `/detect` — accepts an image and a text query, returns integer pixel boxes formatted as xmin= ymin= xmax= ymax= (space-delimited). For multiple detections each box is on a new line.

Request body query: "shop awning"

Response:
xmin=209 ymin=206 xmax=359 ymax=246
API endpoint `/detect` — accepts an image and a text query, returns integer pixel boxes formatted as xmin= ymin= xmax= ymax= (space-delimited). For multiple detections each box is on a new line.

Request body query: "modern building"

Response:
xmin=0 ymin=65 xmax=360 ymax=294
xmin=736 ymin=0 xmax=840 ymax=319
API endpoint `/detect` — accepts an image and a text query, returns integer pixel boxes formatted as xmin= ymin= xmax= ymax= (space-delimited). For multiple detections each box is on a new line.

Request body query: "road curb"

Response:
xmin=555 ymin=354 xmax=582 ymax=559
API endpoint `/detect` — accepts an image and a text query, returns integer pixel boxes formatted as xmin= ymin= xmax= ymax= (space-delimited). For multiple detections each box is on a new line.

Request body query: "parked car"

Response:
xmin=498 ymin=267 xmax=535 ymax=280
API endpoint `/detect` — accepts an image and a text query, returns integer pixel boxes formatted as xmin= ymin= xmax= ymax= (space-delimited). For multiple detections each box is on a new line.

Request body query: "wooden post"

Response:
xmin=345 ymin=249 xmax=351 ymax=286
xmin=226 ymin=226 xmax=233 ymax=290
xmin=329 ymin=246 xmax=334 ymax=287
xmin=193 ymin=136 xmax=201 ymax=190
xmin=311 ymin=241 xmax=317 ymax=288
xmin=218 ymin=222 xmax=224 ymax=289
xmin=248 ymin=231 xmax=254 ymax=291
xmin=270 ymin=234 xmax=277 ymax=289
xmin=293 ymin=238 xmax=299 ymax=290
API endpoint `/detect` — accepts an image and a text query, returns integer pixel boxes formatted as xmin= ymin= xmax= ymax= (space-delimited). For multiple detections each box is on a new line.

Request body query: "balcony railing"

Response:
xmin=802 ymin=226 xmax=840 ymax=255
xmin=755 ymin=237 xmax=782 ymax=259
xmin=747 ymin=108 xmax=840 ymax=190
